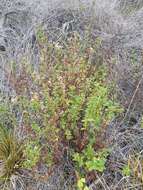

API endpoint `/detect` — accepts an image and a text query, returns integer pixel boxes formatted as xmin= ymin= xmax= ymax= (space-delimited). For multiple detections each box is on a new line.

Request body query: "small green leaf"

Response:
xmin=84 ymin=186 xmax=90 ymax=190
xmin=122 ymin=165 xmax=131 ymax=176
xmin=31 ymin=123 xmax=41 ymax=134
xmin=77 ymin=178 xmax=86 ymax=189
xmin=73 ymin=153 xmax=84 ymax=167
xmin=86 ymin=157 xmax=106 ymax=172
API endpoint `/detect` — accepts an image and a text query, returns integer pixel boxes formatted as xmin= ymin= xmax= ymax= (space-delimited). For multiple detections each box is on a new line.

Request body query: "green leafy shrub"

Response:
xmin=0 ymin=31 xmax=123 ymax=188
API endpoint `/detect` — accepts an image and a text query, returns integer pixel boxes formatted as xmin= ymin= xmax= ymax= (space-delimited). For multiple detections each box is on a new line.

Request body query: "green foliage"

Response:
xmin=77 ymin=178 xmax=89 ymax=190
xmin=0 ymin=126 xmax=24 ymax=181
xmin=36 ymin=27 xmax=47 ymax=44
xmin=0 ymin=32 xmax=123 ymax=188
xmin=73 ymin=146 xmax=109 ymax=173
xmin=31 ymin=122 xmax=41 ymax=134
xmin=122 ymin=165 xmax=131 ymax=176
xmin=23 ymin=141 xmax=40 ymax=169
xmin=83 ymin=83 xmax=121 ymax=129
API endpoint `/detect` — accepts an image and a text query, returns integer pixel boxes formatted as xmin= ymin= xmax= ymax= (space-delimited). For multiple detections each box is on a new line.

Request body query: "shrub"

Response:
xmin=0 ymin=31 xmax=123 ymax=188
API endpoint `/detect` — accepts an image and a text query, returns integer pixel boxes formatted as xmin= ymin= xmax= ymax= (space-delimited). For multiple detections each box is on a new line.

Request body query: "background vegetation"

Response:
xmin=0 ymin=0 xmax=143 ymax=190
